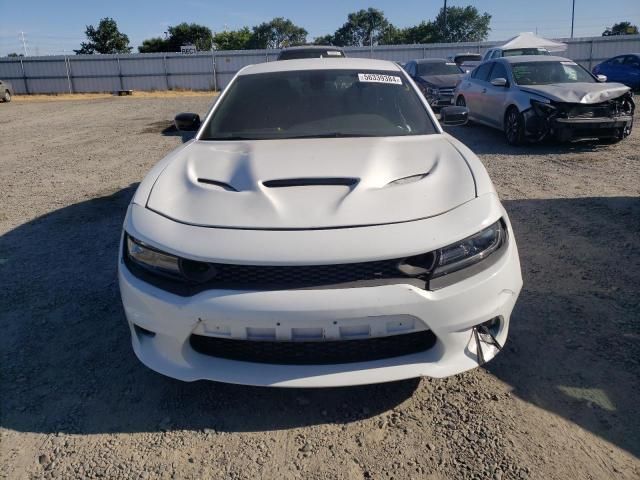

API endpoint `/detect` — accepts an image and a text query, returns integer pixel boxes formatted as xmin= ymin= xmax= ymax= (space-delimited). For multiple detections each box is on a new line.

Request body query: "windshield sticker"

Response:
xmin=358 ymin=73 xmax=402 ymax=85
xmin=446 ymin=62 xmax=457 ymax=66
xmin=326 ymin=51 xmax=342 ymax=56
xmin=561 ymin=61 xmax=577 ymax=66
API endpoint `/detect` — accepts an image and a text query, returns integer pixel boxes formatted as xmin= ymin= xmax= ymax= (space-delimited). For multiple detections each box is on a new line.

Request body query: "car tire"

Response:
xmin=504 ymin=107 xmax=524 ymax=145
xmin=2 ymin=90 xmax=10 ymax=102
xmin=455 ymin=96 xmax=471 ymax=126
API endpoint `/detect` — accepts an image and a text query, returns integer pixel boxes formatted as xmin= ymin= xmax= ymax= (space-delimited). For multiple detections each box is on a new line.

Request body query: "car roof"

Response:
xmin=496 ymin=55 xmax=572 ymax=64
xmin=280 ymin=45 xmax=344 ymax=52
xmin=240 ymin=58 xmax=402 ymax=75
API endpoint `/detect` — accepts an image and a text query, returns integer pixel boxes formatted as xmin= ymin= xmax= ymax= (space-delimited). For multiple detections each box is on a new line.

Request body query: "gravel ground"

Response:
xmin=1 ymin=96 xmax=638 ymax=480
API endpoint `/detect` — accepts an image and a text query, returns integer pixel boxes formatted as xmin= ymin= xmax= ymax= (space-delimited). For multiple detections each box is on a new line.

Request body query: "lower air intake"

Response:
xmin=189 ymin=330 xmax=437 ymax=365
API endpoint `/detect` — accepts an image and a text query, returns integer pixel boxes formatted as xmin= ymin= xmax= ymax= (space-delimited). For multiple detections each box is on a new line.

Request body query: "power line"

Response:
xmin=20 ymin=31 xmax=29 ymax=56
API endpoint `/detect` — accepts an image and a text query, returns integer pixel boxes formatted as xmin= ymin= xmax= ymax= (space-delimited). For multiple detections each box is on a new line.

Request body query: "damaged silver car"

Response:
xmin=454 ymin=56 xmax=635 ymax=145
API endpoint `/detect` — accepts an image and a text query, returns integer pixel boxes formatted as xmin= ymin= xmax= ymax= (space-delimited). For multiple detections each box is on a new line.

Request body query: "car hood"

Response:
xmin=420 ymin=74 xmax=464 ymax=88
xmin=146 ymin=135 xmax=476 ymax=230
xmin=519 ymin=82 xmax=630 ymax=104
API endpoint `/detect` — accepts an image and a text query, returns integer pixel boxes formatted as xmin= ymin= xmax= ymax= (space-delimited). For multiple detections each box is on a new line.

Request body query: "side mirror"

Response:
xmin=490 ymin=77 xmax=508 ymax=87
xmin=440 ymin=106 xmax=469 ymax=126
xmin=596 ymin=74 xmax=607 ymax=82
xmin=174 ymin=112 xmax=201 ymax=131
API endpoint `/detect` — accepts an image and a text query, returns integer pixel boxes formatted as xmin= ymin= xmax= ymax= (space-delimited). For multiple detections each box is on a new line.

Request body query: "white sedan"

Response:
xmin=118 ymin=58 xmax=522 ymax=387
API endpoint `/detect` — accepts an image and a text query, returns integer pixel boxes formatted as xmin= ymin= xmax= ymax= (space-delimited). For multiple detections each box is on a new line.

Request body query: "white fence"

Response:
xmin=1 ymin=34 xmax=639 ymax=95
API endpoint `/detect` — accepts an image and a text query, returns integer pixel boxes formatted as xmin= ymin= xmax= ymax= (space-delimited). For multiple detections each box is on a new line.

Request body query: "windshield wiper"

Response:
xmin=284 ymin=132 xmax=379 ymax=139
xmin=203 ymin=132 xmax=381 ymax=141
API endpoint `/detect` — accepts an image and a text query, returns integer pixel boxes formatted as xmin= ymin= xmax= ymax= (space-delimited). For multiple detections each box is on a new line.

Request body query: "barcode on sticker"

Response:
xmin=326 ymin=51 xmax=342 ymax=56
xmin=358 ymin=73 xmax=402 ymax=85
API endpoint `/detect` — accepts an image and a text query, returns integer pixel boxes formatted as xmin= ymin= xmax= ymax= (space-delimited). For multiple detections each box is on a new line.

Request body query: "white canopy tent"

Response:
xmin=498 ymin=32 xmax=567 ymax=52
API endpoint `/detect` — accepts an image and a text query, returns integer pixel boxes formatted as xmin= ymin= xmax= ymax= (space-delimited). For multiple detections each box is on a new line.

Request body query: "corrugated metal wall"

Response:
xmin=1 ymin=34 xmax=639 ymax=95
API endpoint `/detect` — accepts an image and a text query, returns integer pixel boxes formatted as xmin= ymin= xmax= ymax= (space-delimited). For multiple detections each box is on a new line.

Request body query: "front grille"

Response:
xmin=189 ymin=330 xmax=437 ymax=365
xmin=565 ymin=103 xmax=613 ymax=119
xmin=439 ymin=87 xmax=454 ymax=95
xmin=124 ymin=238 xmax=434 ymax=295
xmin=198 ymin=260 xmax=424 ymax=290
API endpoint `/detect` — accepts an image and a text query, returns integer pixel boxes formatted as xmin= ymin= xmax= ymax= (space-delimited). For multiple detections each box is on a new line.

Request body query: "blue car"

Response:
xmin=593 ymin=54 xmax=640 ymax=90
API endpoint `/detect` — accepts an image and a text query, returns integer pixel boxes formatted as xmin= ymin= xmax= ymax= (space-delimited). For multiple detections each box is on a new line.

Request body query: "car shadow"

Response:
xmin=490 ymin=195 xmax=640 ymax=457
xmin=0 ymin=188 xmax=638 ymax=456
xmin=141 ymin=120 xmax=195 ymax=143
xmin=0 ymin=186 xmax=419 ymax=436
xmin=444 ymin=123 xmax=614 ymax=156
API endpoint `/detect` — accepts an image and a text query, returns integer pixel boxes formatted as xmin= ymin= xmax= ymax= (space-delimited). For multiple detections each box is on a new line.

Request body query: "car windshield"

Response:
xmin=200 ymin=69 xmax=437 ymax=140
xmin=279 ymin=49 xmax=345 ymax=60
xmin=454 ymin=54 xmax=481 ymax=64
xmin=511 ymin=61 xmax=596 ymax=85
xmin=503 ymin=48 xmax=549 ymax=56
xmin=417 ymin=62 xmax=463 ymax=76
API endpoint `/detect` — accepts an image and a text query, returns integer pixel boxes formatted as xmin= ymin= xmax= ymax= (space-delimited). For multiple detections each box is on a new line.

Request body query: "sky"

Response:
xmin=0 ymin=0 xmax=638 ymax=56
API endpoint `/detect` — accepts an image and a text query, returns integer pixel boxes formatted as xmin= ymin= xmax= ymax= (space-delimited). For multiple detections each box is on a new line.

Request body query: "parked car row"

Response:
xmin=120 ymin=41 xmax=638 ymax=386
xmin=401 ymin=54 xmax=635 ymax=145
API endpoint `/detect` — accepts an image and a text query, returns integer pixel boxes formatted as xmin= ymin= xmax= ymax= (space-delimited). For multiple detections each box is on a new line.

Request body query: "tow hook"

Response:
xmin=473 ymin=323 xmax=503 ymax=365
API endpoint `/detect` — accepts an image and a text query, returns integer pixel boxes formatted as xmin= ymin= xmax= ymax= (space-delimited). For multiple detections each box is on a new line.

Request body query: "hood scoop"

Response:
xmin=263 ymin=177 xmax=358 ymax=188
xmin=386 ymin=172 xmax=431 ymax=187
xmin=197 ymin=178 xmax=238 ymax=191
xmin=147 ymin=136 xmax=476 ymax=229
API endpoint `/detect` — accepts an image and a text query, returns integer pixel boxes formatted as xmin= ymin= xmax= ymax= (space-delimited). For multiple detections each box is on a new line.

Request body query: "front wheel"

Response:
xmin=455 ymin=96 xmax=472 ymax=126
xmin=504 ymin=107 xmax=524 ymax=145
xmin=2 ymin=90 xmax=10 ymax=102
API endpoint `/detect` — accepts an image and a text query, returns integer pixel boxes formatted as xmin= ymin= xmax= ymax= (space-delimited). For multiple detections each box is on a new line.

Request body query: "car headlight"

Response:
xmin=530 ymin=99 xmax=557 ymax=115
xmin=431 ymin=221 xmax=505 ymax=280
xmin=426 ymin=86 xmax=440 ymax=96
xmin=126 ymin=235 xmax=182 ymax=278
xmin=125 ymin=235 xmax=219 ymax=283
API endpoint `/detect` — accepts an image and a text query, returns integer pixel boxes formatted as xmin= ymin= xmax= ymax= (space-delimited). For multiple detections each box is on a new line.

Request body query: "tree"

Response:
xmin=603 ymin=21 xmax=639 ymax=36
xmin=331 ymin=8 xmax=391 ymax=47
xmin=378 ymin=25 xmax=409 ymax=45
xmin=400 ymin=21 xmax=438 ymax=44
xmin=249 ymin=17 xmax=307 ymax=49
xmin=74 ymin=17 xmax=132 ymax=54
xmin=138 ymin=37 xmax=169 ymax=53
xmin=7 ymin=52 xmax=24 ymax=57
xmin=165 ymin=23 xmax=213 ymax=51
xmin=138 ymin=23 xmax=213 ymax=53
xmin=433 ymin=6 xmax=491 ymax=42
xmin=213 ymin=28 xmax=252 ymax=50
xmin=313 ymin=34 xmax=335 ymax=46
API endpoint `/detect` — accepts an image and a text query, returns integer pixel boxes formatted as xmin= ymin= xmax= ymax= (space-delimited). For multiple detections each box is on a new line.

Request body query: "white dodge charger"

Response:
xmin=118 ymin=58 xmax=523 ymax=387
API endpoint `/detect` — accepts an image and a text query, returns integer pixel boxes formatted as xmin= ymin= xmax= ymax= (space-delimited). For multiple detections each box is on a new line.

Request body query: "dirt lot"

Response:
xmin=1 ymin=96 xmax=638 ymax=480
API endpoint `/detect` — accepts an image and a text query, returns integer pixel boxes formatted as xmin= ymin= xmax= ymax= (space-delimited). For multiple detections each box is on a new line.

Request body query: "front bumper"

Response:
xmin=523 ymin=105 xmax=634 ymax=142
xmin=118 ymin=195 xmax=522 ymax=387
xmin=551 ymin=115 xmax=633 ymax=141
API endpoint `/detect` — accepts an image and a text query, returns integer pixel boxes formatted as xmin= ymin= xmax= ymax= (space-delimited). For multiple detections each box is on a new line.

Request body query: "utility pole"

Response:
xmin=571 ymin=0 xmax=575 ymax=38
xmin=20 ymin=31 xmax=29 ymax=56
xmin=443 ymin=0 xmax=448 ymax=42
